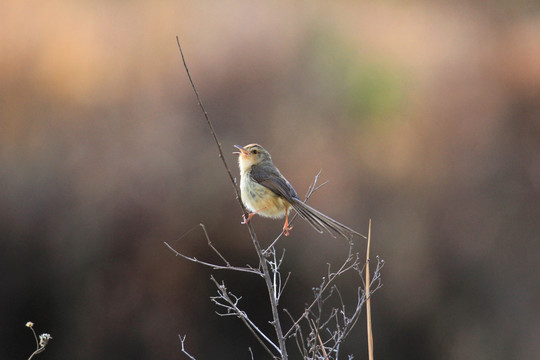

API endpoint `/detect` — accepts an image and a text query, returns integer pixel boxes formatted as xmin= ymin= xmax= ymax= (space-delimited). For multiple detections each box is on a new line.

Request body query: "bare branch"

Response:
xmin=198 ymin=223 xmax=231 ymax=266
xmin=164 ymin=241 xmax=262 ymax=275
xmin=278 ymin=272 xmax=292 ymax=303
xmin=210 ymin=276 xmax=280 ymax=357
xmin=179 ymin=335 xmax=197 ymax=360
xmin=267 ymin=247 xmax=290 ymax=304
xmin=175 ymin=37 xmax=241 ymax=207
xmin=285 ymin=247 xmax=384 ymax=360
xmin=284 ymin=244 xmax=362 ymax=338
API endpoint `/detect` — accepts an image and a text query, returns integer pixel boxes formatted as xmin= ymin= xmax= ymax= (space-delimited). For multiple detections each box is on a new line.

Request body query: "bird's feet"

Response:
xmin=241 ymin=207 xmax=267 ymax=225
xmin=241 ymin=212 xmax=255 ymax=225
xmin=282 ymin=224 xmax=293 ymax=236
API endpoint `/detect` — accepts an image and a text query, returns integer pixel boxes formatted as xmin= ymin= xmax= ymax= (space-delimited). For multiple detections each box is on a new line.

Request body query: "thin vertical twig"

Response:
xmin=311 ymin=319 xmax=329 ymax=360
xmin=176 ymin=37 xmax=240 ymax=203
xmin=366 ymin=219 xmax=374 ymax=360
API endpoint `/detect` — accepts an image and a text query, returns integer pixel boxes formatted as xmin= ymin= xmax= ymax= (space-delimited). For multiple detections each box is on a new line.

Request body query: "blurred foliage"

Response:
xmin=307 ymin=27 xmax=406 ymax=123
xmin=344 ymin=61 xmax=405 ymax=122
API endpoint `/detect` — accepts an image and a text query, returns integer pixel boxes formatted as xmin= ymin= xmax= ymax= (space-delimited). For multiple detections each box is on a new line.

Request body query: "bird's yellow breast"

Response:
xmin=240 ymin=171 xmax=288 ymax=218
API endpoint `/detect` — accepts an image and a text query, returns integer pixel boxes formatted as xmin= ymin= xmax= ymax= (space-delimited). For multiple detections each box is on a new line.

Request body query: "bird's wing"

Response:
xmin=249 ymin=164 xmax=298 ymax=201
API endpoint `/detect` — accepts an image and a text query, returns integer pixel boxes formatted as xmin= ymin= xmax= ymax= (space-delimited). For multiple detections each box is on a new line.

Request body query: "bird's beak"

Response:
xmin=233 ymin=145 xmax=248 ymax=156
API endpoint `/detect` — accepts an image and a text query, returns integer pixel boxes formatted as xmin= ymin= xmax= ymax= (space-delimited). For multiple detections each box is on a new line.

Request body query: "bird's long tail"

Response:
xmin=290 ymin=199 xmax=365 ymax=240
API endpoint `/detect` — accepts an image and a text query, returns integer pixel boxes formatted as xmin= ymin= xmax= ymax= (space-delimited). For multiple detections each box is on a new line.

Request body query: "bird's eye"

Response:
xmin=252 ymin=149 xmax=258 ymax=154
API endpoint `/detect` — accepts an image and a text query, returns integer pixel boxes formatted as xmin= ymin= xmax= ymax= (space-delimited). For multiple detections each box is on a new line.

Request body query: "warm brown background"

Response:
xmin=2 ymin=1 xmax=539 ymax=359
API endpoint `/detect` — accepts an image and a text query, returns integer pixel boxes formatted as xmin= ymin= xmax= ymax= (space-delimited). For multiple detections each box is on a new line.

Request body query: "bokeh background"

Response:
xmin=2 ymin=1 xmax=539 ymax=359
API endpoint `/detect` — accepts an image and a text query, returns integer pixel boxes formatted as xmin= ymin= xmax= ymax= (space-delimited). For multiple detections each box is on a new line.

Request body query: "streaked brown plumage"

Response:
xmin=234 ymin=144 xmax=362 ymax=239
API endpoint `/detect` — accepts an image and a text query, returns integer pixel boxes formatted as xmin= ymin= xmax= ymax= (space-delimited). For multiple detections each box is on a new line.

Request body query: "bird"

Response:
xmin=233 ymin=144 xmax=362 ymax=239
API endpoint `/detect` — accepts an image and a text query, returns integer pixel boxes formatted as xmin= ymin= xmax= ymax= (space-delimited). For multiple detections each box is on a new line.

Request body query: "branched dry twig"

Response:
xmin=267 ymin=247 xmax=291 ymax=304
xmin=285 ymin=249 xmax=384 ymax=359
xmin=179 ymin=335 xmax=197 ymax=360
xmin=164 ymin=224 xmax=262 ymax=275
xmin=210 ymin=276 xmax=280 ymax=358
xmin=284 ymin=245 xmax=360 ymax=338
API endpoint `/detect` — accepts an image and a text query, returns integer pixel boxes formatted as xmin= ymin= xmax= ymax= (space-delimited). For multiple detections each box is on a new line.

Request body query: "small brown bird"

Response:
xmin=234 ymin=144 xmax=362 ymax=239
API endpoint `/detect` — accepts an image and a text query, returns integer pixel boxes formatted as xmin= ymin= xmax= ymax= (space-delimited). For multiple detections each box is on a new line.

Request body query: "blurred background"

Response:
xmin=1 ymin=1 xmax=539 ymax=359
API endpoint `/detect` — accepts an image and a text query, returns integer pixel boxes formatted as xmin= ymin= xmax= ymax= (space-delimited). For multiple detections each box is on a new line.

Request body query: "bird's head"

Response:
xmin=234 ymin=144 xmax=272 ymax=173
